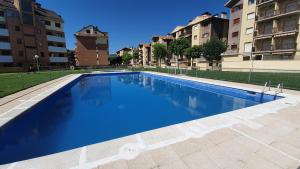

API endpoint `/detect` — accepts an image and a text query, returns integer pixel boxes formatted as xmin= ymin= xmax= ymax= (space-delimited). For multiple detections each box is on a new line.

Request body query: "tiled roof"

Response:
xmin=153 ymin=35 xmax=174 ymax=40
xmin=35 ymin=3 xmax=63 ymax=22
xmin=171 ymin=26 xmax=185 ymax=34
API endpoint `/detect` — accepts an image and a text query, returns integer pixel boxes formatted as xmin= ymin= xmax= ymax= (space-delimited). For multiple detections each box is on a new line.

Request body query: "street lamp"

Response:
xmin=34 ymin=55 xmax=40 ymax=72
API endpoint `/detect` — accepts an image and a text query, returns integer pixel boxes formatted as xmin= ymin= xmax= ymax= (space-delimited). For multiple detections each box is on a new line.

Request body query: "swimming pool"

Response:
xmin=0 ymin=72 xmax=281 ymax=164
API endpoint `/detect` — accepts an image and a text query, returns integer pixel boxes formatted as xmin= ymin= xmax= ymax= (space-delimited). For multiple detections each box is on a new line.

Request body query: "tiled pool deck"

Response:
xmin=1 ymin=72 xmax=300 ymax=169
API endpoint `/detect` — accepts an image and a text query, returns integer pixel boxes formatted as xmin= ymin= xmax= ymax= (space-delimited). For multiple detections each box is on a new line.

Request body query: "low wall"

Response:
xmin=222 ymin=60 xmax=300 ymax=72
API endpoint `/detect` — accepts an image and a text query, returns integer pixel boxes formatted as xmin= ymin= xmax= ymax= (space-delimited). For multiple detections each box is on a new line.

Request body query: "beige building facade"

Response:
xmin=138 ymin=44 xmax=151 ymax=66
xmin=223 ymin=0 xmax=300 ymax=72
xmin=150 ymin=35 xmax=174 ymax=66
xmin=171 ymin=12 xmax=229 ymax=69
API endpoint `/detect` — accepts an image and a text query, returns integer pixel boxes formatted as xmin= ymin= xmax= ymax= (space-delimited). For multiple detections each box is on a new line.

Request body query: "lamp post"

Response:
xmin=34 ymin=55 xmax=40 ymax=72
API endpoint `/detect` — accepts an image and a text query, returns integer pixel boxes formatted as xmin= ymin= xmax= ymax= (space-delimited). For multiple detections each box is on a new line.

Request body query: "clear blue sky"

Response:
xmin=38 ymin=0 xmax=229 ymax=54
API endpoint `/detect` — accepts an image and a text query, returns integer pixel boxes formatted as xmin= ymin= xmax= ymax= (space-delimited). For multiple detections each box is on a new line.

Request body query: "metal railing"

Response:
xmin=257 ymin=4 xmax=300 ymax=21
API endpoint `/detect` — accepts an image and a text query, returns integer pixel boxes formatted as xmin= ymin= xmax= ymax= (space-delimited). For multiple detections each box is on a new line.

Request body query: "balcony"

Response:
xmin=49 ymin=57 xmax=68 ymax=63
xmin=257 ymin=5 xmax=300 ymax=22
xmin=0 ymin=28 xmax=9 ymax=36
xmin=0 ymin=42 xmax=11 ymax=50
xmin=274 ymin=43 xmax=297 ymax=51
xmin=255 ymin=25 xmax=299 ymax=38
xmin=0 ymin=55 xmax=13 ymax=63
xmin=48 ymin=46 xmax=67 ymax=53
xmin=47 ymin=35 xmax=66 ymax=43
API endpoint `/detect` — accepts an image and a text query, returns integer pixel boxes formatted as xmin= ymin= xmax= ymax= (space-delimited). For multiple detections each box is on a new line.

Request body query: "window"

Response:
xmin=194 ymin=35 xmax=198 ymax=40
xmin=232 ymin=31 xmax=239 ymax=37
xmin=193 ymin=25 xmax=199 ymax=30
xmin=37 ymin=29 xmax=41 ymax=34
xmin=248 ymin=0 xmax=255 ymax=5
xmin=244 ymin=42 xmax=253 ymax=53
xmin=15 ymin=26 xmax=20 ymax=31
xmin=21 ymin=0 xmax=33 ymax=12
xmin=255 ymin=55 xmax=262 ymax=60
xmin=17 ymin=38 xmax=22 ymax=44
xmin=231 ymin=5 xmax=243 ymax=13
xmin=0 ymin=24 xmax=6 ymax=29
xmin=246 ymin=27 xmax=254 ymax=34
xmin=45 ymin=20 xmax=51 ymax=26
xmin=202 ymin=33 xmax=209 ymax=38
xmin=233 ymin=18 xmax=240 ymax=25
xmin=18 ymin=51 xmax=24 ymax=57
xmin=86 ymin=30 xmax=91 ymax=34
xmin=22 ymin=13 xmax=33 ymax=25
xmin=40 ymin=52 xmax=44 ymax=57
xmin=231 ymin=45 xmax=238 ymax=50
xmin=55 ymin=22 xmax=61 ymax=28
xmin=243 ymin=56 xmax=250 ymax=61
xmin=0 ymin=11 xmax=4 ymax=17
xmin=1 ymin=50 xmax=11 ymax=55
xmin=247 ymin=12 xmax=255 ymax=20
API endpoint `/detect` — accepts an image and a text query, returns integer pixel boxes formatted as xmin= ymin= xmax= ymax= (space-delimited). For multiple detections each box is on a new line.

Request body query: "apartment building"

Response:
xmin=116 ymin=47 xmax=134 ymax=57
xmin=223 ymin=0 xmax=300 ymax=72
xmin=0 ymin=0 xmax=68 ymax=70
xmin=150 ymin=35 xmax=174 ymax=66
xmin=75 ymin=25 xmax=109 ymax=66
xmin=138 ymin=44 xmax=151 ymax=66
xmin=171 ymin=12 xmax=229 ymax=69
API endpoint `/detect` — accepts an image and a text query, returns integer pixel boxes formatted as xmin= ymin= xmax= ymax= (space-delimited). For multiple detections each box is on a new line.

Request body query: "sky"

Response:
xmin=37 ymin=0 xmax=229 ymax=54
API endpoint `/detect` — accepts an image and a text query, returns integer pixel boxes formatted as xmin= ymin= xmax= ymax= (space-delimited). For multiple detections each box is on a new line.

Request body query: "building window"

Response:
xmin=246 ymin=27 xmax=254 ymax=34
xmin=22 ymin=13 xmax=33 ymax=25
xmin=18 ymin=51 xmax=24 ymax=57
xmin=231 ymin=5 xmax=243 ymax=13
xmin=0 ymin=11 xmax=4 ymax=16
xmin=15 ymin=26 xmax=20 ymax=31
xmin=248 ymin=0 xmax=255 ymax=5
xmin=40 ymin=52 xmax=44 ymax=57
xmin=0 ymin=24 xmax=6 ymax=29
xmin=86 ymin=30 xmax=91 ymax=34
xmin=37 ymin=29 xmax=41 ymax=34
xmin=45 ymin=20 xmax=51 ymax=26
xmin=233 ymin=18 xmax=240 ymax=25
xmin=21 ymin=0 xmax=33 ymax=12
xmin=17 ymin=38 xmax=22 ymax=44
xmin=1 ymin=50 xmax=11 ymax=55
xmin=194 ymin=35 xmax=198 ymax=40
xmin=247 ymin=12 xmax=255 ymax=20
xmin=231 ymin=45 xmax=238 ymax=50
xmin=232 ymin=31 xmax=239 ymax=37
xmin=244 ymin=42 xmax=253 ymax=53
xmin=202 ymin=33 xmax=209 ymax=38
xmin=55 ymin=22 xmax=61 ymax=28
xmin=193 ymin=25 xmax=199 ymax=30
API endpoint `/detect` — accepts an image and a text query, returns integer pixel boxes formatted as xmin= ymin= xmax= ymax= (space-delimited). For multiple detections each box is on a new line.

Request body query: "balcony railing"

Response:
xmin=47 ymin=35 xmax=66 ymax=43
xmin=257 ymin=0 xmax=274 ymax=5
xmin=257 ymin=4 xmax=300 ymax=21
xmin=0 ymin=28 xmax=9 ymax=36
xmin=275 ymin=43 xmax=297 ymax=50
xmin=0 ymin=42 xmax=11 ymax=50
xmin=0 ymin=55 xmax=13 ymax=63
xmin=49 ymin=57 xmax=68 ymax=63
xmin=255 ymin=25 xmax=299 ymax=37
xmin=255 ymin=43 xmax=296 ymax=52
xmin=48 ymin=46 xmax=67 ymax=53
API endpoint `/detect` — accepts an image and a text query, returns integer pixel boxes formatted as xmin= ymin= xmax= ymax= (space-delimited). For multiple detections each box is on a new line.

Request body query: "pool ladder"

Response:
xmin=262 ymin=81 xmax=284 ymax=95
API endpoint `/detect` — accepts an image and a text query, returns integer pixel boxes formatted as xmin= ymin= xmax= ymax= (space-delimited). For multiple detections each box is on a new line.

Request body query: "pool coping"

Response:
xmin=0 ymin=71 xmax=300 ymax=169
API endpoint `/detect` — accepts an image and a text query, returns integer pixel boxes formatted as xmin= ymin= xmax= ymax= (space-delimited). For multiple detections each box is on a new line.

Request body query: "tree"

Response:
xmin=109 ymin=56 xmax=122 ymax=65
xmin=202 ymin=37 xmax=227 ymax=67
xmin=122 ymin=53 xmax=133 ymax=65
xmin=132 ymin=49 xmax=140 ymax=65
xmin=169 ymin=38 xmax=190 ymax=68
xmin=153 ymin=43 xmax=168 ymax=67
xmin=184 ymin=45 xmax=203 ymax=69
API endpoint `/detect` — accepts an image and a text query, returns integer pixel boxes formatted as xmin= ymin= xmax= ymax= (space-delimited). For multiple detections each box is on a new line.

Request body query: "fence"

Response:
xmin=132 ymin=67 xmax=300 ymax=91
xmin=1 ymin=66 xmax=300 ymax=98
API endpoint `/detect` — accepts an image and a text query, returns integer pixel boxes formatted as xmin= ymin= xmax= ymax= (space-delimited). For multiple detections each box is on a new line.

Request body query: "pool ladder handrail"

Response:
xmin=275 ymin=82 xmax=284 ymax=95
xmin=262 ymin=81 xmax=272 ymax=93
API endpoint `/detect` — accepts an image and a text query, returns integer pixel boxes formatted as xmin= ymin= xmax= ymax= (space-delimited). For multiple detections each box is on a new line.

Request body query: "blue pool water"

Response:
xmin=0 ymin=72 xmax=281 ymax=164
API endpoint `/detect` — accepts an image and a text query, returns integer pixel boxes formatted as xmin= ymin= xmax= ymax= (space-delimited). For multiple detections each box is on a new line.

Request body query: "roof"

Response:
xmin=35 ymin=3 xmax=63 ymax=22
xmin=224 ymin=0 xmax=240 ymax=8
xmin=171 ymin=26 xmax=185 ymax=34
xmin=116 ymin=47 xmax=133 ymax=53
xmin=75 ymin=25 xmax=108 ymax=37
xmin=139 ymin=44 xmax=150 ymax=48
xmin=0 ymin=0 xmax=16 ymax=9
xmin=152 ymin=35 xmax=174 ymax=41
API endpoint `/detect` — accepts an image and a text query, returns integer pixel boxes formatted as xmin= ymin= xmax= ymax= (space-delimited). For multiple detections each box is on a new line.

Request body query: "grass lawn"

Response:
xmin=1 ymin=68 xmax=300 ymax=98
xmin=133 ymin=68 xmax=300 ymax=91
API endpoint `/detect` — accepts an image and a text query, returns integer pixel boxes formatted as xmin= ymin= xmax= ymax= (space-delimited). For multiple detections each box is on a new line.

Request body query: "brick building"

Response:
xmin=75 ymin=25 xmax=109 ymax=66
xmin=0 ymin=0 xmax=68 ymax=70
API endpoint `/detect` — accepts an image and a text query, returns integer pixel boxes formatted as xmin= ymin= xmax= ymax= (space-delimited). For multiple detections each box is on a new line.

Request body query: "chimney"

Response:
xmin=221 ymin=12 xmax=228 ymax=19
